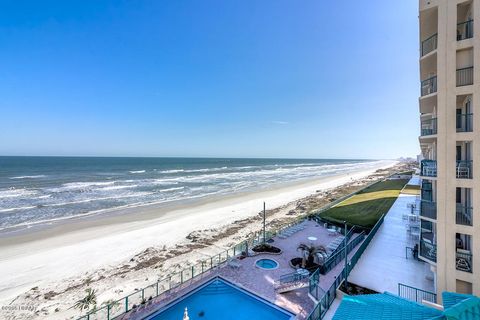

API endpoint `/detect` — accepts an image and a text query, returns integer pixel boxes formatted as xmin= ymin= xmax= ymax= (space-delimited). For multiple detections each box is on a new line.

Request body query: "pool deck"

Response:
xmin=126 ymin=219 xmax=366 ymax=320
xmin=323 ymin=175 xmax=435 ymax=319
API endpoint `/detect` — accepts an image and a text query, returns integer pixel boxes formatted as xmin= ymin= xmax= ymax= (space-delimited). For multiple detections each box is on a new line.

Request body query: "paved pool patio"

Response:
xmin=126 ymin=219 xmax=366 ymax=320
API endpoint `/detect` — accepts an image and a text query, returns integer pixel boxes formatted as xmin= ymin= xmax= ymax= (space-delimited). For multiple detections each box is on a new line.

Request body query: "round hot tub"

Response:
xmin=255 ymin=258 xmax=279 ymax=270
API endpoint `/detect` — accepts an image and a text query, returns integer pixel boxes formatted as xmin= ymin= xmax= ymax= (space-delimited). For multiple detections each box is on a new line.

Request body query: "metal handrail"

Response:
xmin=456 ymin=251 xmax=473 ymax=273
xmin=398 ymin=283 xmax=437 ymax=303
xmin=320 ymin=231 xmax=366 ymax=275
xmin=456 ymin=67 xmax=474 ymax=87
xmin=419 ymin=239 xmax=437 ymax=263
xmin=421 ymin=76 xmax=437 ymax=96
xmin=421 ymin=159 xmax=437 ymax=177
xmin=420 ymin=200 xmax=436 ymax=220
xmin=421 ymin=33 xmax=438 ymax=56
xmin=456 ymin=160 xmax=473 ymax=179
xmin=457 ymin=20 xmax=474 ymax=41
xmin=456 ymin=113 xmax=473 ymax=132
xmin=274 ymin=272 xmax=309 ymax=292
xmin=456 ymin=204 xmax=473 ymax=226
xmin=420 ymin=118 xmax=437 ymax=136
xmin=306 ymin=214 xmax=386 ymax=320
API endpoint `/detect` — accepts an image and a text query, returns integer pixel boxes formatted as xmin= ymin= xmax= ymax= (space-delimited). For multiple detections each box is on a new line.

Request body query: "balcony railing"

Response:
xmin=421 ymin=118 xmax=437 ymax=136
xmin=421 ymin=76 xmax=437 ymax=96
xmin=421 ymin=33 xmax=438 ymax=56
xmin=421 ymin=181 xmax=433 ymax=202
xmin=456 ymin=205 xmax=473 ymax=226
xmin=420 ymin=201 xmax=437 ymax=220
xmin=456 ymin=251 xmax=473 ymax=273
xmin=457 ymin=67 xmax=474 ymax=87
xmin=421 ymin=160 xmax=437 ymax=177
xmin=420 ymin=239 xmax=437 ymax=263
xmin=456 ymin=113 xmax=473 ymax=132
xmin=456 ymin=160 xmax=472 ymax=179
xmin=421 ymin=180 xmax=432 ymax=191
xmin=457 ymin=20 xmax=474 ymax=41
xmin=398 ymin=283 xmax=437 ymax=304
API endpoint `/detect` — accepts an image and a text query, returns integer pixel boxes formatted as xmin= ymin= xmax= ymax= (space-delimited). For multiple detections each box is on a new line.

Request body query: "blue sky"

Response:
xmin=0 ymin=1 xmax=419 ymax=159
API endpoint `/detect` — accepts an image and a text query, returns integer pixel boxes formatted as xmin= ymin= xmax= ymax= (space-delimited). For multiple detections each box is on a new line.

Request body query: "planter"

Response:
xmin=289 ymin=257 xmax=320 ymax=271
xmin=338 ymin=280 xmax=378 ymax=296
xmin=251 ymin=244 xmax=283 ymax=255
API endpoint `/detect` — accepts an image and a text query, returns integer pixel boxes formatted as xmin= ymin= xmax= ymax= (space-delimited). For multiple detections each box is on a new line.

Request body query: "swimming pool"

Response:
xmin=145 ymin=277 xmax=294 ymax=320
xmin=255 ymin=258 xmax=279 ymax=270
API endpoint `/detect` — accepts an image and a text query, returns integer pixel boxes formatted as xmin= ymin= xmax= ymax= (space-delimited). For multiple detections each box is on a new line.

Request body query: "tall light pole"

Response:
xmin=344 ymin=221 xmax=348 ymax=290
xmin=263 ymin=202 xmax=266 ymax=244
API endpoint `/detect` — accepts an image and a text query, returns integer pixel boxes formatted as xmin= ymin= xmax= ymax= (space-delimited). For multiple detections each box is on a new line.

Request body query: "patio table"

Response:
xmin=327 ymin=228 xmax=337 ymax=235
xmin=296 ymin=268 xmax=309 ymax=276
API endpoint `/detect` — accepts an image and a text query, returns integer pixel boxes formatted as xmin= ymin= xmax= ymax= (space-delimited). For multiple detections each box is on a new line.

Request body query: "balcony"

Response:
xmin=420 ymin=201 xmax=436 ymax=220
xmin=421 ymin=76 xmax=437 ymax=96
xmin=421 ymin=118 xmax=437 ymax=136
xmin=420 ymin=239 xmax=437 ymax=263
xmin=456 ymin=113 xmax=473 ymax=132
xmin=421 ymin=34 xmax=438 ymax=56
xmin=457 ymin=20 xmax=474 ymax=41
xmin=421 ymin=160 xmax=437 ymax=177
xmin=456 ymin=205 xmax=473 ymax=226
xmin=456 ymin=67 xmax=473 ymax=87
xmin=456 ymin=160 xmax=472 ymax=179
xmin=456 ymin=250 xmax=473 ymax=273
xmin=421 ymin=181 xmax=433 ymax=202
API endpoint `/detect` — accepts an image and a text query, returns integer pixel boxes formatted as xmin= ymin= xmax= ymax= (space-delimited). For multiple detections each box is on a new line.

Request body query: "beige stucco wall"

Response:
xmin=419 ymin=0 xmax=479 ymax=300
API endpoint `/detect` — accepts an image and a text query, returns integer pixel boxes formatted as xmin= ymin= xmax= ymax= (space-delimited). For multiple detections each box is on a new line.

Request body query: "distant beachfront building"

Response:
xmin=418 ymin=0 xmax=479 ymax=298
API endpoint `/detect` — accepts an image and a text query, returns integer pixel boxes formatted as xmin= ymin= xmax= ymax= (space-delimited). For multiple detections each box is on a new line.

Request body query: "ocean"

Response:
xmin=0 ymin=157 xmax=382 ymax=233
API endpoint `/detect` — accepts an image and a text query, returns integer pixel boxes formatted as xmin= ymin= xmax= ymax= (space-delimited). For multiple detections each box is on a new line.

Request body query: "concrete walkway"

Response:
xmin=323 ymin=175 xmax=435 ymax=319
xmin=347 ymin=176 xmax=434 ymax=294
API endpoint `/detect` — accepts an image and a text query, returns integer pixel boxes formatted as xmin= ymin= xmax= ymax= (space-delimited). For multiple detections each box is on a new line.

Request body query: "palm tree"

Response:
xmin=73 ymin=288 xmax=97 ymax=314
xmin=297 ymin=243 xmax=327 ymax=268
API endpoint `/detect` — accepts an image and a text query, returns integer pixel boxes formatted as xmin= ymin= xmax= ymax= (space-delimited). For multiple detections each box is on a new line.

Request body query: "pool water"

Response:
xmin=146 ymin=278 xmax=293 ymax=320
xmin=256 ymin=259 xmax=279 ymax=269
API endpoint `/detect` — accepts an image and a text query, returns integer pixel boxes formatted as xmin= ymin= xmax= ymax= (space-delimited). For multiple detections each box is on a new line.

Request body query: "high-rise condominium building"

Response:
xmin=419 ymin=0 xmax=479 ymax=299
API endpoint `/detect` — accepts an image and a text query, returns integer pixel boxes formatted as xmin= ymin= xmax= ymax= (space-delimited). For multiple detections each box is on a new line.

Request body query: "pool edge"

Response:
xmin=142 ymin=275 xmax=296 ymax=320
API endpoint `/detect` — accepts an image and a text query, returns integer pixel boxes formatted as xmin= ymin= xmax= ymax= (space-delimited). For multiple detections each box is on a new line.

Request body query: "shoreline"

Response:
xmin=0 ymin=160 xmax=402 ymax=319
xmin=0 ymin=160 xmax=396 ymax=247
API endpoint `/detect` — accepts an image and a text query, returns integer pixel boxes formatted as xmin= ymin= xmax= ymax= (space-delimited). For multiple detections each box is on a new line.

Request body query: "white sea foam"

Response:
xmin=129 ymin=170 xmax=146 ymax=174
xmin=44 ymin=192 xmax=154 ymax=208
xmin=0 ymin=206 xmax=37 ymax=213
xmin=157 ymin=169 xmax=184 ymax=174
xmin=35 ymin=195 xmax=52 ymax=199
xmin=97 ymin=185 xmax=138 ymax=191
xmin=158 ymin=186 xmax=185 ymax=192
xmin=9 ymin=175 xmax=46 ymax=180
xmin=183 ymin=166 xmax=229 ymax=173
xmin=61 ymin=181 xmax=115 ymax=190
xmin=0 ymin=189 xmax=37 ymax=199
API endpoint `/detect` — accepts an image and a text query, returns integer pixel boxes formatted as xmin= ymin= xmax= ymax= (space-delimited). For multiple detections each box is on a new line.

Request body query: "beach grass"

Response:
xmin=319 ymin=179 xmax=409 ymax=228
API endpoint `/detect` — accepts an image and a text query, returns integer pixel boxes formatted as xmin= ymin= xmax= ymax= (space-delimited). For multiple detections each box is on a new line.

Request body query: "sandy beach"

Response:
xmin=0 ymin=160 xmax=402 ymax=319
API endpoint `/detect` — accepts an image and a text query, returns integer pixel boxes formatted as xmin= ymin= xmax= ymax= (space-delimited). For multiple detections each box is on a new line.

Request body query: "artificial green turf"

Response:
xmin=319 ymin=179 xmax=409 ymax=228
xmin=402 ymin=184 xmax=421 ymax=195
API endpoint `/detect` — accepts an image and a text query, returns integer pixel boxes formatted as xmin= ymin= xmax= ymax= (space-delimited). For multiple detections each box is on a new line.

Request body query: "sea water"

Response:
xmin=0 ymin=156 xmax=382 ymax=233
